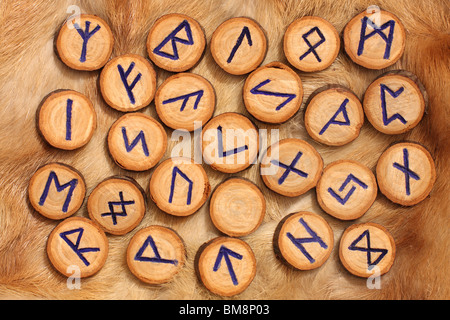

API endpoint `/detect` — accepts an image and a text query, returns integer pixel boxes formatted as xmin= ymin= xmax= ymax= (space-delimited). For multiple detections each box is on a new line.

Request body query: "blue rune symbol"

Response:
xmin=213 ymin=245 xmax=243 ymax=286
xmin=134 ymin=235 xmax=178 ymax=265
xmin=319 ymin=98 xmax=351 ymax=135
xmin=286 ymin=218 xmax=328 ymax=264
xmin=380 ymin=84 xmax=406 ymax=126
xmin=217 ymin=126 xmax=249 ymax=158
xmin=169 ymin=167 xmax=193 ymax=205
xmin=153 ymin=20 xmax=194 ymax=60
xmin=328 ymin=174 xmax=369 ymax=205
xmin=358 ymin=16 xmax=396 ymax=60
xmin=39 ymin=171 xmax=78 ymax=213
xmin=74 ymin=21 xmax=101 ymax=63
xmin=162 ymin=90 xmax=204 ymax=112
xmin=100 ymin=191 xmax=135 ymax=226
xmin=65 ymin=99 xmax=73 ymax=141
xmin=59 ymin=228 xmax=101 ymax=267
xmin=270 ymin=152 xmax=308 ymax=185
xmin=227 ymin=26 xmax=252 ymax=64
xmin=117 ymin=62 xmax=142 ymax=105
xmin=300 ymin=26 xmax=326 ymax=62
xmin=122 ymin=127 xmax=149 ymax=157
xmin=392 ymin=148 xmax=420 ymax=196
xmin=250 ymin=79 xmax=297 ymax=111
xmin=348 ymin=229 xmax=388 ymax=270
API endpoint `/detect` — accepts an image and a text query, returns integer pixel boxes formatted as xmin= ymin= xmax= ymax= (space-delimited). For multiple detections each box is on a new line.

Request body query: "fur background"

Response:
xmin=0 ymin=0 xmax=448 ymax=300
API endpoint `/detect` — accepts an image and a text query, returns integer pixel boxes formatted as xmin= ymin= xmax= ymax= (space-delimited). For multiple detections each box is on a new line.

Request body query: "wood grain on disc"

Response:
xmin=107 ymin=113 xmax=167 ymax=172
xmin=210 ymin=17 xmax=267 ymax=75
xmin=304 ymin=85 xmax=364 ymax=146
xmin=284 ymin=16 xmax=340 ymax=72
xmin=100 ymin=54 xmax=157 ymax=112
xmin=243 ymin=62 xmax=303 ymax=124
xmin=210 ymin=178 xmax=266 ymax=237
xmin=37 ymin=90 xmax=96 ymax=151
xmin=87 ymin=176 xmax=146 ymax=235
xmin=149 ymin=157 xmax=210 ymax=217
xmin=56 ymin=14 xmax=114 ymax=71
xmin=273 ymin=212 xmax=334 ymax=270
xmin=147 ymin=13 xmax=206 ymax=73
xmin=260 ymin=138 xmax=323 ymax=197
xmin=339 ymin=222 xmax=396 ymax=278
xmin=316 ymin=160 xmax=377 ymax=220
xmin=127 ymin=225 xmax=186 ymax=284
xmin=195 ymin=237 xmax=256 ymax=297
xmin=363 ymin=70 xmax=427 ymax=135
xmin=155 ymin=73 xmax=215 ymax=131
xmin=376 ymin=142 xmax=436 ymax=206
xmin=47 ymin=217 xmax=109 ymax=278
xmin=28 ymin=163 xmax=86 ymax=220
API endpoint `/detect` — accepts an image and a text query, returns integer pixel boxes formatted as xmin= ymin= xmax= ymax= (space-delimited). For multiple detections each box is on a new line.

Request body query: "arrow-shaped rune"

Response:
xmin=213 ymin=245 xmax=243 ymax=286
xmin=250 ymin=79 xmax=297 ymax=111
xmin=162 ymin=90 xmax=204 ymax=112
xmin=227 ymin=26 xmax=253 ymax=63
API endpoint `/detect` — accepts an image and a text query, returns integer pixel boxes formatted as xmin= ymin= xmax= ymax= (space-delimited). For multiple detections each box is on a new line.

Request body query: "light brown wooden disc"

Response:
xmin=343 ymin=9 xmax=406 ymax=70
xmin=155 ymin=73 xmax=215 ymax=131
xmin=210 ymin=17 xmax=268 ymax=75
xmin=304 ymin=85 xmax=364 ymax=146
xmin=316 ymin=160 xmax=378 ymax=220
xmin=260 ymin=138 xmax=323 ymax=197
xmin=107 ymin=113 xmax=167 ymax=172
xmin=363 ymin=71 xmax=427 ymax=135
xmin=149 ymin=157 xmax=210 ymax=217
xmin=376 ymin=142 xmax=436 ymax=206
xmin=56 ymin=14 xmax=114 ymax=71
xmin=100 ymin=54 xmax=157 ymax=112
xmin=284 ymin=16 xmax=340 ymax=72
xmin=209 ymin=178 xmax=266 ymax=237
xmin=47 ymin=217 xmax=109 ymax=278
xmin=28 ymin=163 xmax=86 ymax=220
xmin=195 ymin=237 xmax=256 ymax=297
xmin=202 ymin=113 xmax=259 ymax=173
xmin=273 ymin=212 xmax=334 ymax=270
xmin=339 ymin=222 xmax=396 ymax=278
xmin=147 ymin=13 xmax=206 ymax=73
xmin=243 ymin=62 xmax=303 ymax=124
xmin=127 ymin=225 xmax=186 ymax=285
xmin=87 ymin=176 xmax=146 ymax=235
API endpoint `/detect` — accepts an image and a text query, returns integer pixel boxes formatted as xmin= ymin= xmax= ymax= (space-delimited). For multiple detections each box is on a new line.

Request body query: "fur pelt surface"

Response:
xmin=0 ymin=0 xmax=448 ymax=300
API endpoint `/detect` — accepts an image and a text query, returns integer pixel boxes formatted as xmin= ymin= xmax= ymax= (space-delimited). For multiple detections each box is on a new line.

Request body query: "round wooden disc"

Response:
xmin=155 ymin=73 xmax=215 ymax=131
xmin=339 ymin=222 xmax=396 ymax=278
xmin=273 ymin=212 xmax=334 ymax=270
xmin=284 ymin=16 xmax=340 ymax=72
xmin=202 ymin=113 xmax=259 ymax=173
xmin=56 ymin=14 xmax=114 ymax=71
xmin=195 ymin=237 xmax=256 ymax=297
xmin=100 ymin=54 xmax=157 ymax=112
xmin=87 ymin=176 xmax=146 ymax=235
xmin=316 ymin=160 xmax=378 ymax=220
xmin=363 ymin=71 xmax=427 ymax=135
xmin=47 ymin=217 xmax=109 ymax=278
xmin=127 ymin=225 xmax=186 ymax=285
xmin=107 ymin=113 xmax=167 ymax=172
xmin=147 ymin=13 xmax=206 ymax=73
xmin=37 ymin=90 xmax=96 ymax=150
xmin=304 ymin=85 xmax=364 ymax=146
xmin=149 ymin=157 xmax=210 ymax=217
xmin=28 ymin=163 xmax=86 ymax=220
xmin=210 ymin=17 xmax=267 ymax=75
xmin=210 ymin=178 xmax=266 ymax=237
xmin=343 ymin=9 xmax=406 ymax=69
xmin=376 ymin=142 xmax=436 ymax=206
xmin=243 ymin=62 xmax=303 ymax=124
xmin=260 ymin=138 xmax=323 ymax=197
